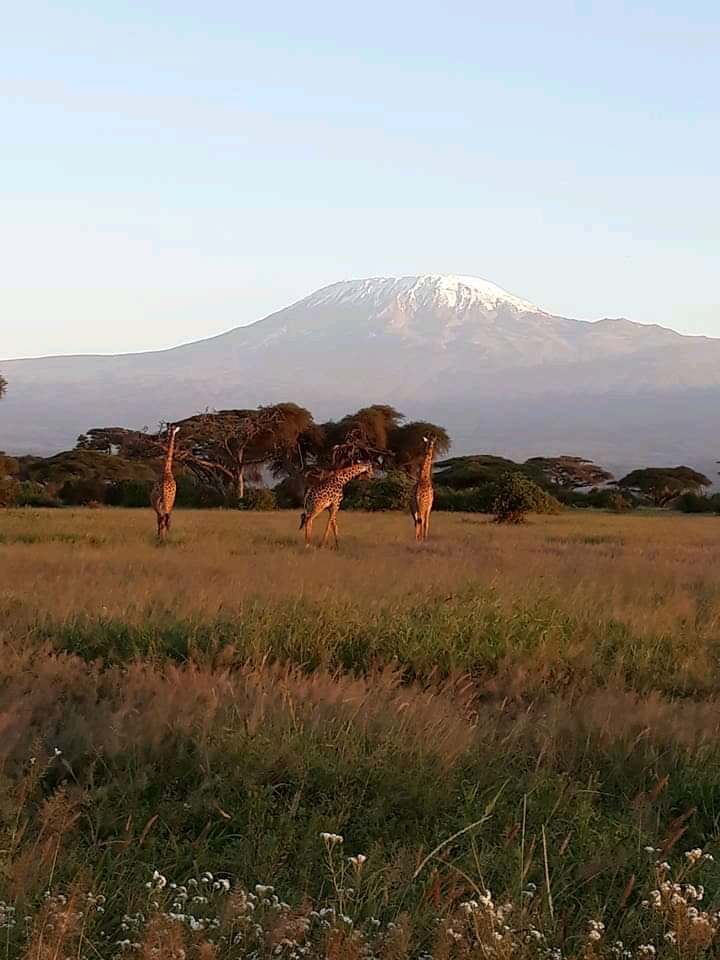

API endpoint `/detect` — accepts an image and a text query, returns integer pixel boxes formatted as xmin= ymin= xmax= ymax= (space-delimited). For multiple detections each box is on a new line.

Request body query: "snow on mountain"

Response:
xmin=302 ymin=275 xmax=541 ymax=314
xmin=1 ymin=273 xmax=720 ymax=464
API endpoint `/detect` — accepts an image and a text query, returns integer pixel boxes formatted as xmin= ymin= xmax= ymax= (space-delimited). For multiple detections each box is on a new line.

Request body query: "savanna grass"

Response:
xmin=2 ymin=506 xmax=720 ymax=958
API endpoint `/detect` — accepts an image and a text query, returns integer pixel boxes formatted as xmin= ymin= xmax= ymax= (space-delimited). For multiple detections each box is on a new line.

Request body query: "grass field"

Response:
xmin=2 ymin=506 xmax=720 ymax=958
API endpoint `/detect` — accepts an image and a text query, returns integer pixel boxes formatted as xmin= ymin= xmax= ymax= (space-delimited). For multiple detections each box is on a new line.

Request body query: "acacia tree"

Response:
xmin=524 ymin=456 xmax=613 ymax=490
xmin=0 ymin=374 xmax=6 ymax=399
xmin=178 ymin=403 xmax=314 ymax=500
xmin=616 ymin=466 xmax=711 ymax=506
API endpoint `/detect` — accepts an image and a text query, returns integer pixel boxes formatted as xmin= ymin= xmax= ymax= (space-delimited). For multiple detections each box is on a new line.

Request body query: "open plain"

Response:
xmin=2 ymin=506 xmax=720 ymax=958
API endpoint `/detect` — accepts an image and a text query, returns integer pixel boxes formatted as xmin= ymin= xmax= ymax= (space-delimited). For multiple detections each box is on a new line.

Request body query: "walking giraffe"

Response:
xmin=299 ymin=461 xmax=374 ymax=547
xmin=151 ymin=424 xmax=180 ymax=540
xmin=410 ymin=435 xmax=436 ymax=542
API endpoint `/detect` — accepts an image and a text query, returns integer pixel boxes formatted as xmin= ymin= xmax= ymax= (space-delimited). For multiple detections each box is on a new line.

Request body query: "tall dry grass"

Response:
xmin=2 ymin=507 xmax=720 ymax=957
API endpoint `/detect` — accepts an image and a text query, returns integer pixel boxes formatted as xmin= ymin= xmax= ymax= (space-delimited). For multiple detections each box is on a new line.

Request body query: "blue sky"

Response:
xmin=1 ymin=0 xmax=718 ymax=358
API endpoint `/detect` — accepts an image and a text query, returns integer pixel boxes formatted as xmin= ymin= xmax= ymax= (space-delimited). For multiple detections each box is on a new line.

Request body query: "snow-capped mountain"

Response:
xmin=3 ymin=274 xmax=720 ymax=468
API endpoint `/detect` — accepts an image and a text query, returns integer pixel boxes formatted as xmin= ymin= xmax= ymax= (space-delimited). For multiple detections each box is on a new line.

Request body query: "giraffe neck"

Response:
xmin=419 ymin=447 xmax=434 ymax=483
xmin=334 ymin=464 xmax=369 ymax=485
xmin=163 ymin=432 xmax=177 ymax=481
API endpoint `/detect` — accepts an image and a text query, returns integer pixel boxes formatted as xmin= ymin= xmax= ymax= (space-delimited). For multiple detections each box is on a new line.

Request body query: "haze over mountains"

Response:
xmin=3 ymin=274 xmax=720 ymax=478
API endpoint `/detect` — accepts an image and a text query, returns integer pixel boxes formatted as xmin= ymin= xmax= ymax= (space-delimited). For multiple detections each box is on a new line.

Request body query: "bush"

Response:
xmin=674 ymin=492 xmax=715 ymax=514
xmin=15 ymin=481 xmax=61 ymax=507
xmin=433 ymin=485 xmax=498 ymax=513
xmin=238 ymin=486 xmax=277 ymax=511
xmin=106 ymin=478 xmax=154 ymax=508
xmin=345 ymin=471 xmax=416 ymax=511
xmin=59 ymin=477 xmax=109 ymax=505
xmin=492 ymin=471 xmax=560 ymax=524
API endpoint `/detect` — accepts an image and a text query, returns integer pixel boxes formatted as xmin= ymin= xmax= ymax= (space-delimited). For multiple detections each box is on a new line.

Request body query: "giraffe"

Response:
xmin=299 ymin=461 xmax=374 ymax=548
xmin=151 ymin=424 xmax=180 ymax=540
xmin=410 ymin=435 xmax=436 ymax=542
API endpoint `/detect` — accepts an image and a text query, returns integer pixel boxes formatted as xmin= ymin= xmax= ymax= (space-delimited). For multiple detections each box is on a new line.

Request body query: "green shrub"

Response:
xmin=15 ymin=481 xmax=61 ymax=507
xmin=239 ymin=486 xmax=277 ymax=511
xmin=106 ymin=478 xmax=154 ymax=508
xmin=492 ymin=471 xmax=559 ymax=523
xmin=433 ymin=485 xmax=497 ymax=512
xmin=345 ymin=471 xmax=415 ymax=511
xmin=674 ymin=492 xmax=715 ymax=514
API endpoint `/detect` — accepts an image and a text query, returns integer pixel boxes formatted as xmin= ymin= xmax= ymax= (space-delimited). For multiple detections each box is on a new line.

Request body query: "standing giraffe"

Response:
xmin=299 ymin=461 xmax=374 ymax=547
xmin=151 ymin=424 xmax=180 ymax=540
xmin=410 ymin=435 xmax=436 ymax=542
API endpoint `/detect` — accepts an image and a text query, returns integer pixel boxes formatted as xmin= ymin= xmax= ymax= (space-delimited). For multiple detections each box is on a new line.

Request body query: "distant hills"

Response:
xmin=2 ymin=274 xmax=720 ymax=481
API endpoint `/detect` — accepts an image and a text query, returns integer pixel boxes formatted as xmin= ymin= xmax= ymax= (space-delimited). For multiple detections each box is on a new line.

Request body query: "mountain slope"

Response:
xmin=3 ymin=274 xmax=720 ymax=465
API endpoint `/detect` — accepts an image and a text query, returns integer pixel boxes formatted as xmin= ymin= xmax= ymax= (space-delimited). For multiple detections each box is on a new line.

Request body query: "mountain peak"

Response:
xmin=299 ymin=274 xmax=542 ymax=315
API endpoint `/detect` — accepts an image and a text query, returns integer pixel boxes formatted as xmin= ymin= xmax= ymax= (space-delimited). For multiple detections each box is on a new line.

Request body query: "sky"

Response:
xmin=1 ymin=0 xmax=718 ymax=359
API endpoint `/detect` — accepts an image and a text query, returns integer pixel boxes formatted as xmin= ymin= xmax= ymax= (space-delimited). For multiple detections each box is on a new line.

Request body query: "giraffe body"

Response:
xmin=410 ymin=436 xmax=436 ymax=542
xmin=151 ymin=425 xmax=180 ymax=540
xmin=299 ymin=462 xmax=374 ymax=547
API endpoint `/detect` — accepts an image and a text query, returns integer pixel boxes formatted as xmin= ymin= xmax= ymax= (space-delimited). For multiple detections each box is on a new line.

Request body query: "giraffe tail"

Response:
xmin=299 ymin=511 xmax=307 ymax=530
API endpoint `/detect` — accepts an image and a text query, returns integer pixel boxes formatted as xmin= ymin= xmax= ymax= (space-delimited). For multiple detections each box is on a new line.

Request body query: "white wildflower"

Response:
xmin=320 ymin=832 xmax=344 ymax=846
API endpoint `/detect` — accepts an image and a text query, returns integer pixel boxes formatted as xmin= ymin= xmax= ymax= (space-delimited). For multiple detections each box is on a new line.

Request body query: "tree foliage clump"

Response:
xmin=492 ymin=471 xmax=560 ymax=524
xmin=0 ymin=373 xmax=6 ymax=399
xmin=616 ymin=466 xmax=711 ymax=507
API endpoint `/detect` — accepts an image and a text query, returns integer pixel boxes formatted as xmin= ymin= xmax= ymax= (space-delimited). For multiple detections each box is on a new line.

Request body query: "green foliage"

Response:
xmin=552 ymin=486 xmax=639 ymax=511
xmin=674 ymin=492 xmax=720 ymax=514
xmin=0 ymin=372 xmax=6 ymax=398
xmin=21 ymin=449 xmax=156 ymax=488
xmin=492 ymin=471 xmax=560 ymax=523
xmin=617 ymin=465 xmax=711 ymax=506
xmin=106 ymin=478 xmax=155 ymax=508
xmin=238 ymin=486 xmax=277 ymax=511
xmin=344 ymin=471 xmax=415 ymax=511
xmin=15 ymin=481 xmax=61 ymax=507
xmin=433 ymin=484 xmax=497 ymax=512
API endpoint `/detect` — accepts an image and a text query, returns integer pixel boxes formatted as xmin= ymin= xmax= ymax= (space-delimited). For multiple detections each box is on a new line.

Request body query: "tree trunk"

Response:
xmin=236 ymin=467 xmax=245 ymax=501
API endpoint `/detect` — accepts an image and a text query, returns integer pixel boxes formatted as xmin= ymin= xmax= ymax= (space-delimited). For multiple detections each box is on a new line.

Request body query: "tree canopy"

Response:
xmin=434 ymin=454 xmax=521 ymax=490
xmin=616 ymin=466 xmax=711 ymax=506
xmin=524 ymin=456 xmax=613 ymax=490
xmin=0 ymin=374 xmax=6 ymax=399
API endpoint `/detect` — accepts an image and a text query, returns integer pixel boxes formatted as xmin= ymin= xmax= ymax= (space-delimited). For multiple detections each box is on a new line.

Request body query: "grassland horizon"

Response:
xmin=2 ymin=506 xmax=720 ymax=958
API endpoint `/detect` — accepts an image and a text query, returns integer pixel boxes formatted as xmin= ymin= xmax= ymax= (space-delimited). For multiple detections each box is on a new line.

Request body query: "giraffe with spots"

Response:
xmin=151 ymin=424 xmax=180 ymax=540
xmin=410 ymin=435 xmax=436 ymax=542
xmin=299 ymin=461 xmax=374 ymax=547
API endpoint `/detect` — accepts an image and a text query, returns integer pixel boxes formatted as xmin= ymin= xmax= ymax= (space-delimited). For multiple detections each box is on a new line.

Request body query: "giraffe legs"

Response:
xmin=155 ymin=511 xmax=171 ymax=541
xmin=320 ymin=505 xmax=339 ymax=548
xmin=304 ymin=514 xmax=314 ymax=547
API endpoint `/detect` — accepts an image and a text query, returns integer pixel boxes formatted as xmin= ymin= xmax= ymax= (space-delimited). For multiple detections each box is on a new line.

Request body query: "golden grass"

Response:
xmin=2 ymin=506 xmax=720 ymax=628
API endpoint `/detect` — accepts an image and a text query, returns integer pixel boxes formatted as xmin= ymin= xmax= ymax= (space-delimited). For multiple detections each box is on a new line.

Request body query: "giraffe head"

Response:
xmin=422 ymin=435 xmax=436 ymax=452
xmin=353 ymin=461 xmax=374 ymax=480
